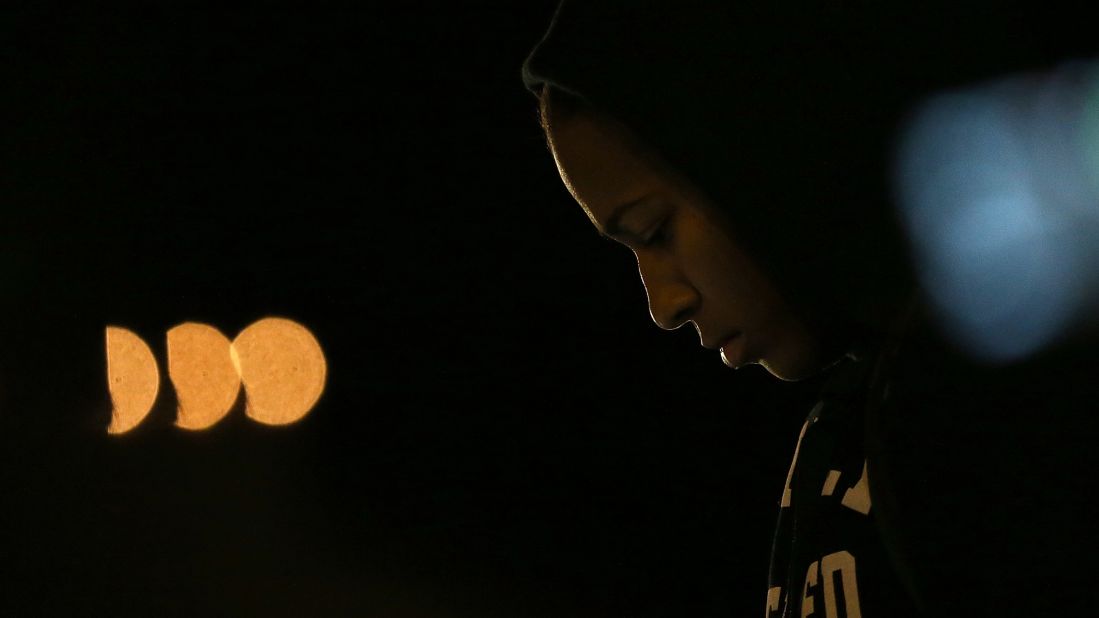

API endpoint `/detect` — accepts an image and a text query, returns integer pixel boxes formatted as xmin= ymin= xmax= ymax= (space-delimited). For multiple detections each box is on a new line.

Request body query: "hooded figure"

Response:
xmin=522 ymin=2 xmax=1099 ymax=616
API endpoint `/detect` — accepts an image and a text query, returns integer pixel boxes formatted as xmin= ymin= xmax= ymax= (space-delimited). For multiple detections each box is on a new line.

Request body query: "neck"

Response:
xmin=815 ymin=277 xmax=922 ymax=370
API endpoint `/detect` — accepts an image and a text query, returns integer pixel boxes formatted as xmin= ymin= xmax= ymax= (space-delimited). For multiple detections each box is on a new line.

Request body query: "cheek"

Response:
xmin=685 ymin=226 xmax=771 ymax=310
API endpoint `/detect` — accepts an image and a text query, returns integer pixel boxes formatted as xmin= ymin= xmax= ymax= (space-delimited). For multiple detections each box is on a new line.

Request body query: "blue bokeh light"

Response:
xmin=894 ymin=59 xmax=1099 ymax=363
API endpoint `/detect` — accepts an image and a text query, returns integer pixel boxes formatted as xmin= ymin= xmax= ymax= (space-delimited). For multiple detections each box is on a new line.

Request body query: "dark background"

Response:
xmin=4 ymin=5 xmax=823 ymax=617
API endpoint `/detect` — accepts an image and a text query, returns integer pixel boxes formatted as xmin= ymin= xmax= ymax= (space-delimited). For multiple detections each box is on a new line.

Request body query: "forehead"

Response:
xmin=546 ymin=112 xmax=664 ymax=227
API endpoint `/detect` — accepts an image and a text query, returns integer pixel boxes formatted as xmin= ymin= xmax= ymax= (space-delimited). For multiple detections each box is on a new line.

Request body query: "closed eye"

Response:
xmin=644 ymin=218 xmax=671 ymax=247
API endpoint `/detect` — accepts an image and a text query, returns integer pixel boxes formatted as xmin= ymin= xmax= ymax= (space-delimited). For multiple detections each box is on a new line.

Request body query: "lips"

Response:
xmin=717 ymin=332 xmax=740 ymax=349
xmin=718 ymin=332 xmax=748 ymax=368
xmin=702 ymin=331 xmax=741 ymax=351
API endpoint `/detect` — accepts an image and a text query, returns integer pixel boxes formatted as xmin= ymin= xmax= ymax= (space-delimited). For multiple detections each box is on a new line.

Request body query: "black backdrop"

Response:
xmin=3 ymin=5 xmax=824 ymax=617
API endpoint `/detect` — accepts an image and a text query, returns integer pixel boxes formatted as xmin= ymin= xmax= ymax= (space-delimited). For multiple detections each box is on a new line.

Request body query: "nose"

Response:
xmin=636 ymin=252 xmax=699 ymax=331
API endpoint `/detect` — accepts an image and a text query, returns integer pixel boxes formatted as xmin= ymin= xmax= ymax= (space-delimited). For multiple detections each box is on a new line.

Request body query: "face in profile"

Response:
xmin=544 ymin=103 xmax=833 ymax=381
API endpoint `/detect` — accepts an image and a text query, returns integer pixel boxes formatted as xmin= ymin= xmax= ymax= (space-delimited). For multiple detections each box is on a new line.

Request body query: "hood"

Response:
xmin=521 ymin=0 xmax=1092 ymax=355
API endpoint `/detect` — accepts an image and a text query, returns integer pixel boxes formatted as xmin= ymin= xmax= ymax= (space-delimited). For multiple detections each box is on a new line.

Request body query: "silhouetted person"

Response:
xmin=522 ymin=2 xmax=1099 ymax=615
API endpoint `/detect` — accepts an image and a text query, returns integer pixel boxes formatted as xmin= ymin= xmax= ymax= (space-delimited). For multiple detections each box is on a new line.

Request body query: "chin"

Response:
xmin=762 ymin=344 xmax=852 ymax=382
xmin=761 ymin=363 xmax=806 ymax=382
xmin=760 ymin=356 xmax=823 ymax=382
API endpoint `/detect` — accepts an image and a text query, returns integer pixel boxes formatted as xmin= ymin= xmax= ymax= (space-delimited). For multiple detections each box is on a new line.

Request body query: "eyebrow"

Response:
xmin=596 ymin=195 xmax=655 ymax=240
